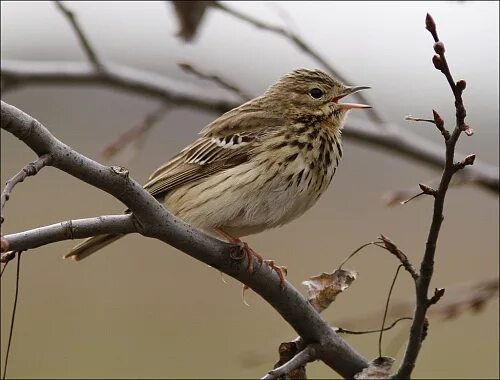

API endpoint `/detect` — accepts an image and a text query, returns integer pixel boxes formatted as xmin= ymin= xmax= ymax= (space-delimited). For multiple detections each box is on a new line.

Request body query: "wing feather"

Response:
xmin=143 ymin=132 xmax=257 ymax=199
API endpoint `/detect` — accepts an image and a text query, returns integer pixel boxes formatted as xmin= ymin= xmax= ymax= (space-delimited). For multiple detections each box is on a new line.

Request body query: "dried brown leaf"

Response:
xmin=273 ymin=341 xmax=307 ymax=379
xmin=354 ymin=356 xmax=394 ymax=379
xmin=302 ymin=269 xmax=357 ymax=312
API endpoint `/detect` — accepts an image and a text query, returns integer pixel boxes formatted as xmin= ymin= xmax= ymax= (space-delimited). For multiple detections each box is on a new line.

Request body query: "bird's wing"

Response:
xmin=143 ymin=131 xmax=259 ymax=199
xmin=143 ymin=98 xmax=284 ymax=199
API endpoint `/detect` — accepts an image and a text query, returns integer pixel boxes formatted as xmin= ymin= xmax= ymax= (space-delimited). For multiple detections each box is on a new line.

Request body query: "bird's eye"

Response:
xmin=309 ymin=88 xmax=324 ymax=99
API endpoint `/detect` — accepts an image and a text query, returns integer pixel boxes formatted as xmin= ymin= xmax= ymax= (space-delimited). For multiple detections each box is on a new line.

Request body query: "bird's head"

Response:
xmin=264 ymin=68 xmax=371 ymax=126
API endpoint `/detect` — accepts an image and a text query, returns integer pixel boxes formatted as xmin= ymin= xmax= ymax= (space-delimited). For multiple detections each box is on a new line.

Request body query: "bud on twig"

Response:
xmin=432 ymin=109 xmax=450 ymax=139
xmin=456 ymin=79 xmax=467 ymax=92
xmin=425 ymin=13 xmax=436 ymax=35
xmin=463 ymin=154 xmax=476 ymax=166
xmin=433 ymin=41 xmax=445 ymax=55
xmin=418 ymin=183 xmax=436 ymax=195
xmin=432 ymin=55 xmax=443 ymax=71
xmin=429 ymin=287 xmax=446 ymax=305
xmin=463 ymin=124 xmax=474 ymax=136
xmin=425 ymin=13 xmax=439 ymax=42
xmin=454 ymin=154 xmax=476 ymax=171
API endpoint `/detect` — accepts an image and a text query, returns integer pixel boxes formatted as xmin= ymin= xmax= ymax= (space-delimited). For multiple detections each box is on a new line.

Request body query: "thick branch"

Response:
xmin=2 ymin=60 xmax=497 ymax=194
xmin=0 ymin=101 xmax=368 ymax=378
xmin=1 ymin=214 xmax=136 ymax=257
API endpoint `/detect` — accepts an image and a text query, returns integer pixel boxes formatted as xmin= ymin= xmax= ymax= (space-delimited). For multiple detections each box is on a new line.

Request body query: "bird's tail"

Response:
xmin=64 ymin=234 xmax=123 ymax=261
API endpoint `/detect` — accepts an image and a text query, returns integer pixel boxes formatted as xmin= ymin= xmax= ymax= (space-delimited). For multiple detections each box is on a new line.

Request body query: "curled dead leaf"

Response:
xmin=302 ymin=269 xmax=358 ymax=312
xmin=354 ymin=356 xmax=394 ymax=379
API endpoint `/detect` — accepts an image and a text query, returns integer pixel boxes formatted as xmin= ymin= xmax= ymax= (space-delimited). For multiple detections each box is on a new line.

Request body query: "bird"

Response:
xmin=65 ymin=68 xmax=371 ymax=282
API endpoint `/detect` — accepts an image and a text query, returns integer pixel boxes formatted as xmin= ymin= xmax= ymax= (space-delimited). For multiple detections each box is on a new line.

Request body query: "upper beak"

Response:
xmin=331 ymin=86 xmax=371 ymax=109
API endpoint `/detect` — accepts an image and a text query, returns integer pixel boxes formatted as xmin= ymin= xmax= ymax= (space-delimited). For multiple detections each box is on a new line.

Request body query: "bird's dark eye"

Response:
xmin=309 ymin=88 xmax=324 ymax=99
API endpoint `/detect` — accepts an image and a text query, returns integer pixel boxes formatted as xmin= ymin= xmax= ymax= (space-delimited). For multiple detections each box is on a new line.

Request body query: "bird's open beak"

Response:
xmin=331 ymin=86 xmax=371 ymax=109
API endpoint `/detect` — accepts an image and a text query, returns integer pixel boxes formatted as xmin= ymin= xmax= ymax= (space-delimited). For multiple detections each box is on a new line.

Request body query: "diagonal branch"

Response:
xmin=0 ymin=100 xmax=369 ymax=378
xmin=2 ymin=60 xmax=497 ymax=195
xmin=54 ymin=1 xmax=102 ymax=68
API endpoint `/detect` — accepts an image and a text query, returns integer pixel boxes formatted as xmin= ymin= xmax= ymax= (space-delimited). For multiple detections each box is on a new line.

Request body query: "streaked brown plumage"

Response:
xmin=65 ymin=68 xmax=370 ymax=262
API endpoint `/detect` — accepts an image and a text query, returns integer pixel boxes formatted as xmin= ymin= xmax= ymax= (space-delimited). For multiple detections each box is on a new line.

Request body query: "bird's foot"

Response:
xmin=263 ymin=259 xmax=288 ymax=290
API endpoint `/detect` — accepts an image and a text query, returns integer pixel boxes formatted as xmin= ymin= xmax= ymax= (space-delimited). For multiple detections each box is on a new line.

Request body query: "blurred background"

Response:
xmin=1 ymin=1 xmax=498 ymax=378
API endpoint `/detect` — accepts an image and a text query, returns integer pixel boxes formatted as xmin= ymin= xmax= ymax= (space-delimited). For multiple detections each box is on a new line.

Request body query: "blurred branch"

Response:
xmin=336 ymin=278 xmax=499 ymax=328
xmin=2 ymin=60 xmax=497 ymax=194
xmin=211 ymin=1 xmax=384 ymax=125
xmin=101 ymin=105 xmax=170 ymax=159
xmin=0 ymin=100 xmax=369 ymax=379
xmin=1 ymin=154 xmax=52 ymax=225
xmin=0 ymin=60 xmax=233 ymax=113
xmin=178 ymin=62 xmax=251 ymax=100
xmin=394 ymin=14 xmax=478 ymax=378
xmin=54 ymin=1 xmax=102 ymax=68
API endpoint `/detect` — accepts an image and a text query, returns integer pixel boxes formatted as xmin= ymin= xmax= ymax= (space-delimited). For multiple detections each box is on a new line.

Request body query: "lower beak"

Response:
xmin=331 ymin=86 xmax=371 ymax=110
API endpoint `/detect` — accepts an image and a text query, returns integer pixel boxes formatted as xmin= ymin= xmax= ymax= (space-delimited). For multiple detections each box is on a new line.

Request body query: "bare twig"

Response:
xmin=384 ymin=173 xmax=472 ymax=206
xmin=379 ymin=265 xmax=404 ymax=358
xmin=2 ymin=251 xmax=22 ymax=380
xmin=101 ymin=105 xmax=169 ymax=159
xmin=1 ymin=154 xmax=52 ymax=224
xmin=1 ymin=100 xmax=369 ymax=378
xmin=178 ymin=62 xmax=251 ymax=100
xmin=394 ymin=14 xmax=476 ymax=378
xmin=54 ymin=1 xmax=102 ymax=68
xmin=1 ymin=214 xmax=137 ymax=255
xmin=336 ymin=317 xmax=413 ymax=336
xmin=211 ymin=1 xmax=384 ymax=125
xmin=376 ymin=235 xmax=419 ymax=281
xmin=1 ymin=60 xmax=498 ymax=194
xmin=262 ymin=344 xmax=319 ymax=380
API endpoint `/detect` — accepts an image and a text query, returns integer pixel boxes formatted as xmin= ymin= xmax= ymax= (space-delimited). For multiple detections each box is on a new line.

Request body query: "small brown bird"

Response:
xmin=65 ymin=69 xmax=370 ymax=277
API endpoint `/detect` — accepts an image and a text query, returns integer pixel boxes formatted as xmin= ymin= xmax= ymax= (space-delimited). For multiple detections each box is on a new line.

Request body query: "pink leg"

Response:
xmin=214 ymin=228 xmax=287 ymax=290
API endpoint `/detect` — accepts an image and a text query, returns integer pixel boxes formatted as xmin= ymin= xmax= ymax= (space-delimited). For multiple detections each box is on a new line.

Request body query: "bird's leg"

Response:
xmin=214 ymin=228 xmax=288 ymax=291
xmin=214 ymin=228 xmax=263 ymax=273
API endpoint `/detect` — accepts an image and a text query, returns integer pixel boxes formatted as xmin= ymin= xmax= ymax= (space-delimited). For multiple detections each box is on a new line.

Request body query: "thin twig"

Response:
xmin=376 ymin=235 xmax=419 ymax=281
xmin=262 ymin=344 xmax=319 ymax=380
xmin=1 ymin=154 xmax=52 ymax=224
xmin=178 ymin=62 xmax=252 ymax=100
xmin=395 ymin=14 xmax=475 ymax=378
xmin=101 ymin=105 xmax=169 ymax=159
xmin=336 ymin=317 xmax=412 ymax=335
xmin=379 ymin=265 xmax=403 ymax=358
xmin=2 ymin=251 xmax=22 ymax=380
xmin=211 ymin=1 xmax=385 ymax=125
xmin=54 ymin=1 xmax=101 ymax=68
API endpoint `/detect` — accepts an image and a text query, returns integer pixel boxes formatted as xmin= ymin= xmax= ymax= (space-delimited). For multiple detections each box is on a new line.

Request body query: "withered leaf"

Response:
xmin=302 ymin=269 xmax=358 ymax=312
xmin=354 ymin=356 xmax=394 ymax=379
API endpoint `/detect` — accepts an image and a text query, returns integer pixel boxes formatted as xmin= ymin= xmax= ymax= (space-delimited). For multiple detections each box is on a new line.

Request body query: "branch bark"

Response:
xmin=0 ymin=100 xmax=369 ymax=378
